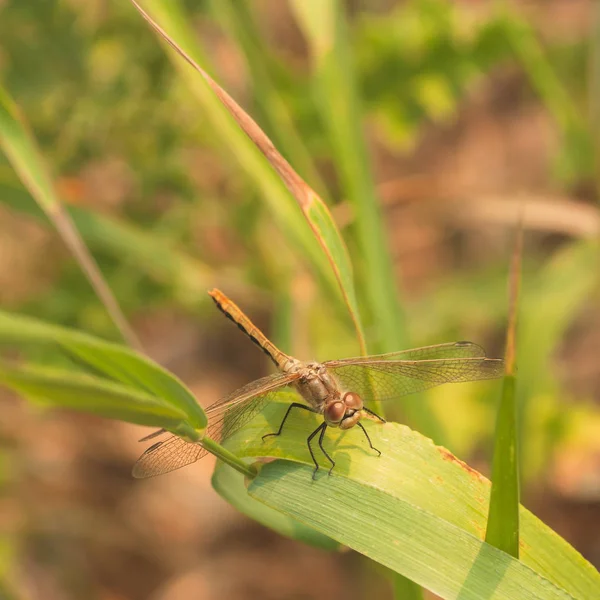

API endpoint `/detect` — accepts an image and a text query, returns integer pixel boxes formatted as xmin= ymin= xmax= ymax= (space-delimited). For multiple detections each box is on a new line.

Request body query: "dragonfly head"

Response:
xmin=324 ymin=392 xmax=364 ymax=429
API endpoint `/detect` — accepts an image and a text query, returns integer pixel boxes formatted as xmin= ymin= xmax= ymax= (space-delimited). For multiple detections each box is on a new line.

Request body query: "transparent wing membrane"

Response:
xmin=325 ymin=344 xmax=504 ymax=403
xmin=132 ymin=372 xmax=297 ymax=478
xmin=325 ymin=341 xmax=489 ymax=365
xmin=132 ymin=436 xmax=208 ymax=478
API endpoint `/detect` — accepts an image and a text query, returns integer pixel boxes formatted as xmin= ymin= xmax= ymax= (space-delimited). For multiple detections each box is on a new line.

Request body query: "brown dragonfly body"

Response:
xmin=133 ymin=289 xmax=504 ymax=479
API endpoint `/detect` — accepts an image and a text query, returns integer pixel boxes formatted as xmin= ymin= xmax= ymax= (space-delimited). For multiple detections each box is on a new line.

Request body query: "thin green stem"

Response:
xmin=201 ymin=436 xmax=257 ymax=479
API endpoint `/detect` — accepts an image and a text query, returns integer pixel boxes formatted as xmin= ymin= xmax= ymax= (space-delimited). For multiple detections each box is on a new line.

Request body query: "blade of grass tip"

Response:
xmin=290 ymin=0 xmax=407 ymax=353
xmin=0 ymin=86 xmax=142 ymax=351
xmin=128 ymin=0 xmax=367 ymax=356
xmin=485 ymin=206 xmax=524 ymax=557
xmin=209 ymin=0 xmax=330 ymax=201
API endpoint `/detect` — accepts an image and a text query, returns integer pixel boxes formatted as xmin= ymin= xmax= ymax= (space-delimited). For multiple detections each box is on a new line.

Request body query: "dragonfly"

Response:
xmin=133 ymin=289 xmax=504 ymax=479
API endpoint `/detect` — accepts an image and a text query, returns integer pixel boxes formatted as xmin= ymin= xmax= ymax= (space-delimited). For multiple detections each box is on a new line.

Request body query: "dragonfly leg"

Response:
xmin=318 ymin=423 xmax=336 ymax=476
xmin=138 ymin=428 xmax=167 ymax=442
xmin=357 ymin=422 xmax=381 ymax=456
xmin=262 ymin=403 xmax=315 ymax=441
xmin=307 ymin=422 xmax=327 ymax=479
xmin=363 ymin=407 xmax=386 ymax=423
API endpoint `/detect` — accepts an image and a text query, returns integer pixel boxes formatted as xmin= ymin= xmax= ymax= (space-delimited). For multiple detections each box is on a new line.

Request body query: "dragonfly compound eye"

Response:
xmin=343 ymin=392 xmax=363 ymax=410
xmin=324 ymin=401 xmax=345 ymax=425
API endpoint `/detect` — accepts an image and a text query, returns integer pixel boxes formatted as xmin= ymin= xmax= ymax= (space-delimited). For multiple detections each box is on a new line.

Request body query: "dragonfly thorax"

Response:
xmin=291 ymin=361 xmax=342 ymax=410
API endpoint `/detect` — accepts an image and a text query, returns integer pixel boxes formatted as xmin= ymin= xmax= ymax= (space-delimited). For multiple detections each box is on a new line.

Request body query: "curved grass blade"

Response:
xmin=220 ymin=402 xmax=600 ymax=599
xmin=0 ymin=86 xmax=140 ymax=350
xmin=0 ymin=310 xmax=206 ymax=431
xmin=138 ymin=0 xmax=339 ymax=308
xmin=0 ymin=353 xmax=256 ymax=479
xmin=208 ymin=0 xmax=329 ymax=201
xmin=291 ymin=0 xmax=406 ymax=353
xmin=129 ymin=0 xmax=367 ymax=355
xmin=485 ymin=220 xmax=523 ymax=556
xmin=0 ymin=363 xmax=189 ymax=431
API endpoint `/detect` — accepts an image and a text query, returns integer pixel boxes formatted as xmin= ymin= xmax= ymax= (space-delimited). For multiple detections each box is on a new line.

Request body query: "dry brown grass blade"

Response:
xmin=0 ymin=86 xmax=142 ymax=351
xmin=52 ymin=211 xmax=143 ymax=351
xmin=129 ymin=0 xmax=367 ymax=354
xmin=130 ymin=3 xmax=301 ymax=200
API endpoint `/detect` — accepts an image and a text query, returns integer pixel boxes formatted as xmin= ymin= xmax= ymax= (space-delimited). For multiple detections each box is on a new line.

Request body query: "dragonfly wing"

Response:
xmin=132 ymin=372 xmax=298 ymax=478
xmin=132 ymin=436 xmax=208 ymax=478
xmin=325 ymin=341 xmax=488 ymax=365
xmin=326 ymin=355 xmax=504 ymax=403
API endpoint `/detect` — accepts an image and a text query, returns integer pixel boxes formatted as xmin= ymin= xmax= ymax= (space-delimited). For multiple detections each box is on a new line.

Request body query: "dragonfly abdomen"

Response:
xmin=209 ymin=289 xmax=290 ymax=368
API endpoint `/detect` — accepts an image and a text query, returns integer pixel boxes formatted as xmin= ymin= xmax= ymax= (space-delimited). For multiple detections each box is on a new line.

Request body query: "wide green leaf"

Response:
xmin=0 ymin=310 xmax=206 ymax=432
xmin=252 ymin=464 xmax=569 ymax=600
xmin=215 ymin=401 xmax=599 ymax=599
xmin=212 ymin=460 xmax=339 ymax=552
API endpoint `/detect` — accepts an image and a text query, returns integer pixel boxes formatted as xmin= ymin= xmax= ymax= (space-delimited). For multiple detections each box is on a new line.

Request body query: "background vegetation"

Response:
xmin=0 ymin=1 xmax=599 ymax=598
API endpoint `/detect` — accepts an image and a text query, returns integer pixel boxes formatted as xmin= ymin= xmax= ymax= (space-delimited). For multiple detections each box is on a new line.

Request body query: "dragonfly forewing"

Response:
xmin=325 ymin=345 xmax=504 ymax=404
xmin=327 ymin=341 xmax=489 ymax=364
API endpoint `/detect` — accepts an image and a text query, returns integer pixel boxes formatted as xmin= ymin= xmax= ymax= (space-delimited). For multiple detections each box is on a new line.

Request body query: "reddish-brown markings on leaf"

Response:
xmin=437 ymin=447 xmax=485 ymax=482
xmin=471 ymin=521 xmax=485 ymax=538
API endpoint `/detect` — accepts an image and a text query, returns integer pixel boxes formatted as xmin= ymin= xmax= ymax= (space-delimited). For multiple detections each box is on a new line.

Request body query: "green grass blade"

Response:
xmin=291 ymin=0 xmax=406 ymax=352
xmin=130 ymin=0 xmax=368 ymax=354
xmin=0 ymin=86 xmax=140 ymax=350
xmin=486 ymin=375 xmax=519 ymax=556
xmin=486 ymin=224 xmax=523 ymax=556
xmin=0 ymin=329 xmax=257 ymax=478
xmin=290 ymin=0 xmax=444 ymax=448
xmin=0 ymin=310 xmax=206 ymax=430
xmin=218 ymin=402 xmax=600 ymax=598
xmin=208 ymin=0 xmax=329 ymax=200
xmin=0 ymin=363 xmax=188 ymax=430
